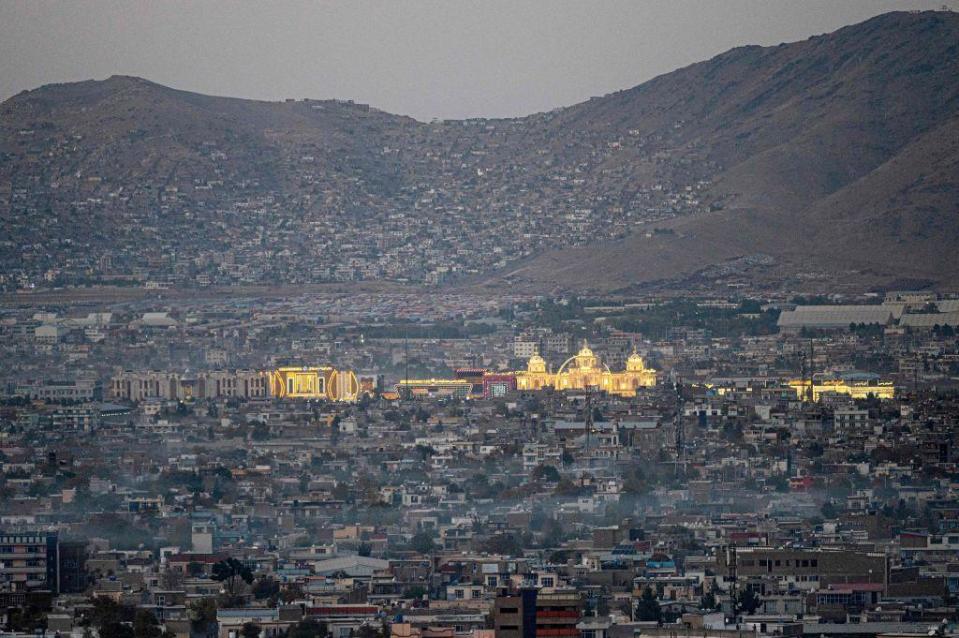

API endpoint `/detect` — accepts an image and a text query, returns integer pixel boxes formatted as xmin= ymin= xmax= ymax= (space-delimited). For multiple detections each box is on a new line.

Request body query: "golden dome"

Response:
xmin=527 ymin=354 xmax=547 ymax=374
xmin=576 ymin=339 xmax=599 ymax=368
xmin=626 ymin=351 xmax=646 ymax=372
xmin=564 ymin=340 xmax=600 ymax=371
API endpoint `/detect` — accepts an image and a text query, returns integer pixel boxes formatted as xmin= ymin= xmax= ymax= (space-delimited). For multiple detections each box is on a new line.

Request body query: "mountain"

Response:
xmin=486 ymin=10 xmax=959 ymax=293
xmin=2 ymin=10 xmax=958 ymax=293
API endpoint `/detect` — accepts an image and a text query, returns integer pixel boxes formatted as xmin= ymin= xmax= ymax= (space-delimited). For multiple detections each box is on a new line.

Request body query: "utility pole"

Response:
xmin=585 ymin=385 xmax=593 ymax=457
xmin=404 ymin=328 xmax=410 ymax=395
xmin=727 ymin=543 xmax=738 ymax=623
xmin=675 ymin=378 xmax=684 ymax=476
xmin=807 ymin=339 xmax=815 ymax=403
xmin=913 ymin=356 xmax=919 ymax=400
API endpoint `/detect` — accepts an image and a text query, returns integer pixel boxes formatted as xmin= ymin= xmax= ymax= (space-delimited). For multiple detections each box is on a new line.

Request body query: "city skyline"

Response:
xmin=2 ymin=4 xmax=959 ymax=637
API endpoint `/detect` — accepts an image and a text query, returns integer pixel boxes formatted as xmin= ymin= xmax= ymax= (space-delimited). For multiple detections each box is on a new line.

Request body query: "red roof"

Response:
xmin=824 ymin=583 xmax=885 ymax=592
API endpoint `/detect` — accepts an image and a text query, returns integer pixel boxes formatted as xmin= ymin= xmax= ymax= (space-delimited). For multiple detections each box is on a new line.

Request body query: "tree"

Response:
xmin=414 ymin=444 xmax=435 ymax=460
xmin=735 ymin=588 xmax=761 ymax=616
xmin=355 ymin=625 xmax=382 ymax=638
xmin=596 ymin=596 xmax=610 ymax=617
xmin=241 ymin=623 xmax=261 ymax=638
xmin=6 ymin=604 xmax=48 ymax=633
xmin=481 ymin=533 xmax=523 ymax=556
xmin=133 ymin=610 xmax=162 ymax=638
xmin=288 ymin=619 xmax=329 ymax=638
xmin=100 ymin=623 xmax=135 ymax=638
xmin=700 ymin=591 xmax=717 ymax=611
xmin=251 ymin=577 xmax=280 ymax=600
xmin=410 ymin=531 xmax=436 ymax=554
xmin=280 ymin=584 xmax=306 ymax=604
xmin=634 ymin=587 xmax=662 ymax=622
xmin=767 ymin=475 xmax=790 ymax=492
xmin=211 ymin=558 xmax=254 ymax=597
xmin=89 ymin=598 xmax=131 ymax=630
xmin=188 ymin=598 xmax=217 ymax=633
xmin=554 ymin=477 xmax=584 ymax=496
xmin=820 ymin=501 xmax=838 ymax=519
xmin=542 ymin=518 xmax=566 ymax=548
xmin=403 ymin=585 xmax=427 ymax=599
xmin=532 ymin=464 xmax=561 ymax=482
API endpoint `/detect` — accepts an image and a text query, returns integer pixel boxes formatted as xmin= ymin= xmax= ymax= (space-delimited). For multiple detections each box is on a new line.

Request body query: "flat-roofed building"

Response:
xmin=777 ymin=305 xmax=902 ymax=332
xmin=0 ymin=532 xmax=59 ymax=594
xmin=718 ymin=546 xmax=887 ymax=594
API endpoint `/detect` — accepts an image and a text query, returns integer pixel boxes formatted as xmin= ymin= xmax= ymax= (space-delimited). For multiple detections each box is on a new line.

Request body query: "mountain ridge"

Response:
xmin=2 ymin=10 xmax=958 ymax=292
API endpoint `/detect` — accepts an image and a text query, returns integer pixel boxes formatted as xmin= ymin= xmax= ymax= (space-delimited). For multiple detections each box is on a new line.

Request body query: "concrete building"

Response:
xmin=0 ymin=532 xmax=59 ymax=594
xmin=494 ymin=588 xmax=582 ymax=638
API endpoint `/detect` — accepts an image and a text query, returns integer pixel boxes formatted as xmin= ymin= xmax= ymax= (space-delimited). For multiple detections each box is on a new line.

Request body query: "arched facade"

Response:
xmin=515 ymin=342 xmax=656 ymax=397
xmin=268 ymin=366 xmax=360 ymax=402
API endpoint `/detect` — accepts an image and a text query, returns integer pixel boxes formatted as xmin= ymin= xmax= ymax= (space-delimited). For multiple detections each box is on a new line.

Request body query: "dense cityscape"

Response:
xmin=0 ymin=79 xmax=714 ymax=289
xmin=3 ymin=4 xmax=959 ymax=638
xmin=3 ymin=287 xmax=959 ymax=638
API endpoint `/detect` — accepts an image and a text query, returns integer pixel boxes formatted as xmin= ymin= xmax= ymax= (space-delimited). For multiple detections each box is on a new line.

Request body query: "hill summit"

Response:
xmin=2 ymin=10 xmax=958 ymax=292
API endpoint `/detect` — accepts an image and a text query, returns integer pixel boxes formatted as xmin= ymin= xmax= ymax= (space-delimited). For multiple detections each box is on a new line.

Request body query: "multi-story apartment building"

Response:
xmin=494 ymin=588 xmax=582 ymax=638
xmin=110 ymin=370 xmax=269 ymax=402
xmin=0 ymin=532 xmax=59 ymax=594
xmin=719 ymin=546 xmax=887 ymax=594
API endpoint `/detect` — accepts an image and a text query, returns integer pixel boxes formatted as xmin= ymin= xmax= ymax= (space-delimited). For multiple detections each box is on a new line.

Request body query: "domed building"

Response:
xmin=515 ymin=341 xmax=656 ymax=397
xmin=517 ymin=353 xmax=552 ymax=391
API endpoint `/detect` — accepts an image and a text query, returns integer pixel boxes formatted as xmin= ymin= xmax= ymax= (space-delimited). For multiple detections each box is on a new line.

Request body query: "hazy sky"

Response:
xmin=0 ymin=0 xmax=952 ymax=120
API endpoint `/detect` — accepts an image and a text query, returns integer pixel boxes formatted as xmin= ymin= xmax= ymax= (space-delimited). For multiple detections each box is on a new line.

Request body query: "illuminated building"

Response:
xmin=111 ymin=367 xmax=362 ymax=402
xmin=267 ymin=366 xmax=360 ymax=402
xmin=454 ymin=368 xmax=487 ymax=396
xmin=515 ymin=342 xmax=657 ymax=397
xmin=483 ymin=373 xmax=518 ymax=398
xmin=111 ymin=370 xmax=268 ymax=402
xmin=357 ymin=374 xmax=383 ymax=396
xmin=394 ymin=343 xmax=657 ymax=400
xmin=395 ymin=378 xmax=473 ymax=399
xmin=787 ymin=373 xmax=895 ymax=402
